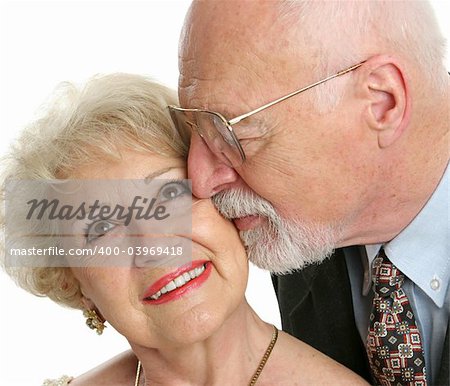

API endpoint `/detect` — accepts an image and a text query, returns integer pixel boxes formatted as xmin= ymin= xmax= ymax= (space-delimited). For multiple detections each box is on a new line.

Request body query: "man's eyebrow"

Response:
xmin=144 ymin=167 xmax=177 ymax=184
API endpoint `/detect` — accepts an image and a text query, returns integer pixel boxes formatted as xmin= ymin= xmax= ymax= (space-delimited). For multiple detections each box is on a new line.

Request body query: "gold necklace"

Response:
xmin=134 ymin=325 xmax=278 ymax=386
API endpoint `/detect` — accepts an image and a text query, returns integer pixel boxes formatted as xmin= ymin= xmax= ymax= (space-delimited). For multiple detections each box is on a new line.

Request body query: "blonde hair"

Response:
xmin=0 ymin=73 xmax=188 ymax=309
xmin=278 ymin=0 xmax=447 ymax=112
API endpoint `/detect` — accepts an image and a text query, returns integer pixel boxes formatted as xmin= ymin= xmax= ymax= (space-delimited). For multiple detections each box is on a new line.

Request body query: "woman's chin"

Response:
xmin=129 ymin=299 xmax=236 ymax=350
xmin=161 ymin=305 xmax=231 ymax=346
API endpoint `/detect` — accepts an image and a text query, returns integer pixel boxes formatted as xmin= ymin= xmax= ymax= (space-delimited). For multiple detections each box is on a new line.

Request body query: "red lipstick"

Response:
xmin=142 ymin=260 xmax=212 ymax=305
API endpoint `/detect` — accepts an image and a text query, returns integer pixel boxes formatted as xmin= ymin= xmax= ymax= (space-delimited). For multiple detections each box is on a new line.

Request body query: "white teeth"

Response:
xmin=147 ymin=264 xmax=208 ymax=301
xmin=165 ymin=281 xmax=176 ymax=291
xmin=183 ymin=272 xmax=191 ymax=282
xmin=174 ymin=276 xmax=186 ymax=287
xmin=150 ymin=290 xmax=162 ymax=300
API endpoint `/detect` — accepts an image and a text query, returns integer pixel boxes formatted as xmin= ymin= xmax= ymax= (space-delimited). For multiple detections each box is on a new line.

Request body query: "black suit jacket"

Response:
xmin=272 ymin=247 xmax=449 ymax=385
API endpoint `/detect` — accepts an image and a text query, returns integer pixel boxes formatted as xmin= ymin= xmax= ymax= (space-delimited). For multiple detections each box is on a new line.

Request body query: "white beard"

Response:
xmin=212 ymin=189 xmax=342 ymax=274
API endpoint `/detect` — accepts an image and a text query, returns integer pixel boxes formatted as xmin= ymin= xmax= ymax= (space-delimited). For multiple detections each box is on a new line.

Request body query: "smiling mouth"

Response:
xmin=142 ymin=261 xmax=211 ymax=304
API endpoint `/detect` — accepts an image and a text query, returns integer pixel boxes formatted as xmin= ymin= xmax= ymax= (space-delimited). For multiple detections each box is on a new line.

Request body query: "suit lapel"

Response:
xmin=272 ymin=247 xmax=371 ymax=380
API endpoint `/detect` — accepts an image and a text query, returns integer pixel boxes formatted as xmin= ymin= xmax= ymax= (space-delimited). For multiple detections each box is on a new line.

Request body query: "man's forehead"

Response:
xmin=178 ymin=50 xmax=305 ymax=114
xmin=178 ymin=69 xmax=260 ymax=116
xmin=178 ymin=1 xmax=318 ymax=114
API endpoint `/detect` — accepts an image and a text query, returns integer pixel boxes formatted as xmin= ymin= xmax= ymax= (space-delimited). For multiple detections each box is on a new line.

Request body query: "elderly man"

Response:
xmin=169 ymin=1 xmax=449 ymax=384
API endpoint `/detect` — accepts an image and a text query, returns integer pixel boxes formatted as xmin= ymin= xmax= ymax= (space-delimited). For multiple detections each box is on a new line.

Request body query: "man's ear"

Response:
xmin=361 ymin=55 xmax=411 ymax=148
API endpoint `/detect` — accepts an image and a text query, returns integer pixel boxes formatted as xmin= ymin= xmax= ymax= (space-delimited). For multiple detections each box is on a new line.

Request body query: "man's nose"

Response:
xmin=187 ymin=131 xmax=242 ymax=198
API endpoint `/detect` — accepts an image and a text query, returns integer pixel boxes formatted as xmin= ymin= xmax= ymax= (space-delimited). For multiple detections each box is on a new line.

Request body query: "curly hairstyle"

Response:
xmin=0 ymin=73 xmax=189 ymax=309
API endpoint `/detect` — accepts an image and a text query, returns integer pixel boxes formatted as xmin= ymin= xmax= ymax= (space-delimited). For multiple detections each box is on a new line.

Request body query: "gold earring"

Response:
xmin=83 ymin=309 xmax=106 ymax=335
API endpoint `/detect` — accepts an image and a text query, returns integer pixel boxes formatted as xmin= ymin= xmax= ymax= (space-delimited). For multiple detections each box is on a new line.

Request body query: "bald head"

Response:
xmin=179 ymin=0 xmax=446 ymax=111
xmin=180 ymin=1 xmax=285 ymax=56
xmin=178 ymin=1 xmax=302 ymax=111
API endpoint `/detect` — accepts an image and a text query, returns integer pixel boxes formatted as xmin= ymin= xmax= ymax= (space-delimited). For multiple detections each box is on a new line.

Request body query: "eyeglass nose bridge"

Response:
xmin=185 ymin=119 xmax=205 ymax=139
xmin=188 ymin=120 xmax=225 ymax=163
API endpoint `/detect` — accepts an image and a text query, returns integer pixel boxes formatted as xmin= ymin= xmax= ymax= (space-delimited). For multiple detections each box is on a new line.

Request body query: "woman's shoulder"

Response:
xmin=265 ymin=330 xmax=370 ymax=385
xmin=57 ymin=350 xmax=138 ymax=386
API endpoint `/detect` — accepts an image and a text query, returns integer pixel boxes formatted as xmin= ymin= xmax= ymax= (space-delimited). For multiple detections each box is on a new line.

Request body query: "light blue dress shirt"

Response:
xmin=345 ymin=164 xmax=449 ymax=383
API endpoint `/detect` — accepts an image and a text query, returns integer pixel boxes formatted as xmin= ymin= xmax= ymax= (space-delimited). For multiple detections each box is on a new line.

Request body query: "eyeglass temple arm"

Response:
xmin=228 ymin=61 xmax=366 ymax=125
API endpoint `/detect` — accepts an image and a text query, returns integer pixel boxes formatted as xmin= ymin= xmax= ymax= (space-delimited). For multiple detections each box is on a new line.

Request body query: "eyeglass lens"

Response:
xmin=170 ymin=108 xmax=243 ymax=167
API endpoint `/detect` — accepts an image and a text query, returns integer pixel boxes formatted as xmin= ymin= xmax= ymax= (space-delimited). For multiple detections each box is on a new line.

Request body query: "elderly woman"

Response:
xmin=0 ymin=74 xmax=368 ymax=385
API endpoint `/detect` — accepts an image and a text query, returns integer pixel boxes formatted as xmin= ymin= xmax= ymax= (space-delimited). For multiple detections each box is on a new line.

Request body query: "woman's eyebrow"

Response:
xmin=144 ymin=167 xmax=178 ymax=183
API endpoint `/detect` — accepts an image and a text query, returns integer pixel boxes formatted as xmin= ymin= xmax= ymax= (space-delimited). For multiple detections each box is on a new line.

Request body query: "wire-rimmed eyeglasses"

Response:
xmin=169 ymin=60 xmax=366 ymax=167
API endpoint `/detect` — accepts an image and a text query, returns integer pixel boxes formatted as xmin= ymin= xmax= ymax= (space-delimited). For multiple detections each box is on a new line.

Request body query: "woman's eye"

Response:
xmin=158 ymin=181 xmax=191 ymax=202
xmin=85 ymin=220 xmax=116 ymax=243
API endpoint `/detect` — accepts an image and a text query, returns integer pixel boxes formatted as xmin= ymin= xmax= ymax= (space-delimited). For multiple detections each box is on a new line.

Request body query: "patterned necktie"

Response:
xmin=366 ymin=248 xmax=427 ymax=386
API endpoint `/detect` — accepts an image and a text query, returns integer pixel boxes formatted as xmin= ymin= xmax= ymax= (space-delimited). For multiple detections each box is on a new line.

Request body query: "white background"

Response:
xmin=0 ymin=1 xmax=448 ymax=384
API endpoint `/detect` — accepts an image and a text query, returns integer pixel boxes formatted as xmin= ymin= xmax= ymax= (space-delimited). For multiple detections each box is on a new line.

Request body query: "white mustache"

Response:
xmin=212 ymin=189 xmax=280 ymax=223
xmin=211 ymin=188 xmax=339 ymax=274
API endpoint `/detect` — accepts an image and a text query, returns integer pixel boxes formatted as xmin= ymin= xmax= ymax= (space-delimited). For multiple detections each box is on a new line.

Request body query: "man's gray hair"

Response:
xmin=277 ymin=0 xmax=447 ymax=112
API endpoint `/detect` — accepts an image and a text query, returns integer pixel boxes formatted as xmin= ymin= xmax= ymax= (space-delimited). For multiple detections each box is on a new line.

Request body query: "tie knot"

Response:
xmin=371 ymin=248 xmax=404 ymax=297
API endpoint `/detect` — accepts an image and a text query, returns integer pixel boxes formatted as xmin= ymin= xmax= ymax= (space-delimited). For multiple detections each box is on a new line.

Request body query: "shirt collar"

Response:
xmin=364 ymin=163 xmax=449 ymax=307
